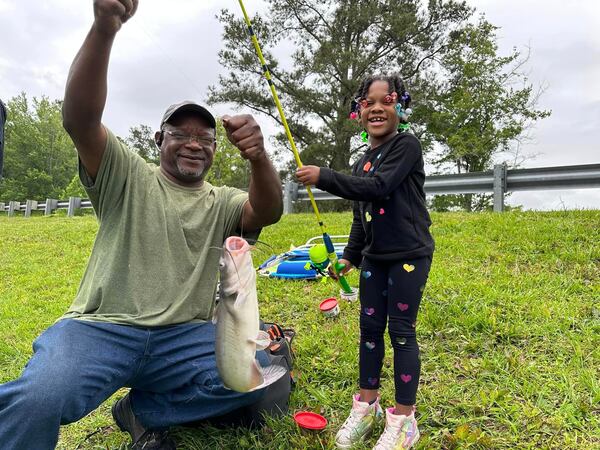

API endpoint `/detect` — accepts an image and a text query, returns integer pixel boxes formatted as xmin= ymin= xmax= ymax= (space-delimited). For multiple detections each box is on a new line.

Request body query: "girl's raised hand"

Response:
xmin=296 ymin=165 xmax=320 ymax=186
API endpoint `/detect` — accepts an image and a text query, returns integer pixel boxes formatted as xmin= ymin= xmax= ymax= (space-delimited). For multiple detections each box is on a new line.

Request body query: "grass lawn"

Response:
xmin=0 ymin=210 xmax=598 ymax=449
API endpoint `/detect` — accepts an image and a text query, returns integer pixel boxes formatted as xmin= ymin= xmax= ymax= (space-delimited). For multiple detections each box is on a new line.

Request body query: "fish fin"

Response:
xmin=233 ymin=292 xmax=247 ymax=309
xmin=248 ymin=330 xmax=271 ymax=350
xmin=247 ymin=362 xmax=288 ymax=392
xmin=211 ymin=302 xmax=219 ymax=325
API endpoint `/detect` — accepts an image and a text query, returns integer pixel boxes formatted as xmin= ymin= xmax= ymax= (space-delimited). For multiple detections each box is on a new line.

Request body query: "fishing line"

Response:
xmin=132 ymin=12 xmax=255 ymax=298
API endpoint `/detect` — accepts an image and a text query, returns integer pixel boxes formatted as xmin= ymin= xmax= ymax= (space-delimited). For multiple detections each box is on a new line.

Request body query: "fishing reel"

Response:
xmin=307 ymin=243 xmax=357 ymax=301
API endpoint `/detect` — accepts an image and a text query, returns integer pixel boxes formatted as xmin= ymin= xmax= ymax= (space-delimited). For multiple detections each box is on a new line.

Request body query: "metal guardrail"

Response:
xmin=0 ymin=198 xmax=93 ymax=217
xmin=285 ymin=163 xmax=600 ymax=213
xmin=2 ymin=163 xmax=599 ymax=217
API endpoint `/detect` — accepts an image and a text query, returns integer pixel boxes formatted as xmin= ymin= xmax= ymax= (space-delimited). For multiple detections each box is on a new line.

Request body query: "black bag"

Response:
xmin=187 ymin=321 xmax=296 ymax=429
xmin=261 ymin=321 xmax=296 ymax=387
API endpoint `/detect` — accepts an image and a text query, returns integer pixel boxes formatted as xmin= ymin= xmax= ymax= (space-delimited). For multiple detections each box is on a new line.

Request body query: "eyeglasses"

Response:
xmin=163 ymin=129 xmax=216 ymax=147
xmin=358 ymin=91 xmax=398 ymax=109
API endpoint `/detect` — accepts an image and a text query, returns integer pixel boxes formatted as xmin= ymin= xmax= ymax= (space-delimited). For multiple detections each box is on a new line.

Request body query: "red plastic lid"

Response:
xmin=319 ymin=298 xmax=338 ymax=311
xmin=294 ymin=411 xmax=328 ymax=430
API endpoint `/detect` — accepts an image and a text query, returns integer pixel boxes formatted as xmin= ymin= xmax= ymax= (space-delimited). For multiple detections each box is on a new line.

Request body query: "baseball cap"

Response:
xmin=160 ymin=101 xmax=216 ymax=129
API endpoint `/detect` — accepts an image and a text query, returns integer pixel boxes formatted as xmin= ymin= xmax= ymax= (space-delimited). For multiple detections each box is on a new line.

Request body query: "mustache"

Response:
xmin=176 ymin=151 xmax=208 ymax=160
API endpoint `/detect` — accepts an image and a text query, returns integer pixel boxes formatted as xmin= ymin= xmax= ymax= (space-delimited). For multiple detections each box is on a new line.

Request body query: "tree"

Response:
xmin=209 ymin=0 xmax=473 ymax=177
xmin=425 ymin=19 xmax=550 ymax=210
xmin=61 ymin=173 xmax=87 ymax=199
xmin=0 ymin=93 xmax=77 ymax=202
xmin=125 ymin=124 xmax=160 ymax=165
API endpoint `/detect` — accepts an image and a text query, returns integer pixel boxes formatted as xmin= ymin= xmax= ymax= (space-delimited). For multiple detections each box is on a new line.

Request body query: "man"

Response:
xmin=0 ymin=1 xmax=286 ymax=449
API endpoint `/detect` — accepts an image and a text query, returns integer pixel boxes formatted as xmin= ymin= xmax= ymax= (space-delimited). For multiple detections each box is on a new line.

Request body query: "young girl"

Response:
xmin=296 ymin=74 xmax=434 ymax=449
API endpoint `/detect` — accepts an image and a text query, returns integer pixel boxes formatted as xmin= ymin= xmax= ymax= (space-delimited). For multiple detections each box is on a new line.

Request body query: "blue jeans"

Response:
xmin=0 ymin=319 xmax=268 ymax=450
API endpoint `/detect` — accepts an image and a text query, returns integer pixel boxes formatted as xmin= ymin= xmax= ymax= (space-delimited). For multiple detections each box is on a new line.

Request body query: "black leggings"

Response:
xmin=358 ymin=256 xmax=432 ymax=405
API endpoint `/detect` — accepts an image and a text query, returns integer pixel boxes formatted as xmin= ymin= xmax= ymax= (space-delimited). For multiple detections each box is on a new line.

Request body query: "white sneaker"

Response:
xmin=372 ymin=407 xmax=420 ymax=450
xmin=335 ymin=394 xmax=384 ymax=449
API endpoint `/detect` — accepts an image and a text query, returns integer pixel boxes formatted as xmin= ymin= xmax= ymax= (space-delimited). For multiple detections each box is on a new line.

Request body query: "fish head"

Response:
xmin=219 ymin=236 xmax=252 ymax=296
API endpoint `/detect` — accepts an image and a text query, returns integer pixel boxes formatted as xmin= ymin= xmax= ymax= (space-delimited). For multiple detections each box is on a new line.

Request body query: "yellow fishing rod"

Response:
xmin=237 ymin=0 xmax=354 ymax=295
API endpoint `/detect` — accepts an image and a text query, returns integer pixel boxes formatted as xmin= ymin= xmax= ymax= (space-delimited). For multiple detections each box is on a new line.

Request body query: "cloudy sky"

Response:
xmin=0 ymin=0 xmax=598 ymax=209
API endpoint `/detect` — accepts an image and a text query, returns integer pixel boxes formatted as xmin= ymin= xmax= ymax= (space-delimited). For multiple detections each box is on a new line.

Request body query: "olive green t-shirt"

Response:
xmin=61 ymin=128 xmax=248 ymax=327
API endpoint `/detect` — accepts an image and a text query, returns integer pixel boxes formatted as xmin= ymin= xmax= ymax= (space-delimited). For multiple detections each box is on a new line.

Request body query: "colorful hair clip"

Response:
xmin=400 ymin=91 xmax=411 ymax=106
xmin=384 ymin=92 xmax=398 ymax=104
xmin=357 ymin=92 xmax=398 ymax=110
xmin=350 ymin=99 xmax=360 ymax=119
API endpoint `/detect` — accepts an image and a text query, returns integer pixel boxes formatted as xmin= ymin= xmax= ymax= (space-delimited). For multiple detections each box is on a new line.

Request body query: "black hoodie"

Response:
xmin=317 ymin=132 xmax=434 ymax=267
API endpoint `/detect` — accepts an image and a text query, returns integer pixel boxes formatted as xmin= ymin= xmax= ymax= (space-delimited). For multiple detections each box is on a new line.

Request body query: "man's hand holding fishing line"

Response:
xmin=222 ymin=114 xmax=266 ymax=162
xmin=223 ymin=114 xmax=283 ymax=229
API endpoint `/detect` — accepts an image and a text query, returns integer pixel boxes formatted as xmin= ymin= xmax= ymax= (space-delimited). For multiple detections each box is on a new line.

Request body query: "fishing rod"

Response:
xmin=236 ymin=0 xmax=354 ymax=296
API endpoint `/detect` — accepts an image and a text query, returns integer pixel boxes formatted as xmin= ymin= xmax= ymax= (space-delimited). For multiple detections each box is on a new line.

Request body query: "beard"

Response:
xmin=173 ymin=157 xmax=209 ymax=183
xmin=176 ymin=161 xmax=204 ymax=178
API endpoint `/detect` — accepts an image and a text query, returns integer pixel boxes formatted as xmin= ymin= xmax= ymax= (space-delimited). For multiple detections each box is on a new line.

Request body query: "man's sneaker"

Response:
xmin=335 ymin=394 xmax=383 ymax=449
xmin=111 ymin=394 xmax=176 ymax=450
xmin=372 ymin=407 xmax=420 ymax=450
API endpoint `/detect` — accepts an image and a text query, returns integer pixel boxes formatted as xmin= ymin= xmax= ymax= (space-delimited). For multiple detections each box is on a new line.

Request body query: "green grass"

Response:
xmin=1 ymin=211 xmax=599 ymax=449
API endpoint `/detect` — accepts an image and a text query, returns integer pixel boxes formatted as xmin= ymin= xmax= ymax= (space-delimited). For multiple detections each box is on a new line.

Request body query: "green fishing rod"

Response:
xmin=237 ymin=0 xmax=353 ymax=295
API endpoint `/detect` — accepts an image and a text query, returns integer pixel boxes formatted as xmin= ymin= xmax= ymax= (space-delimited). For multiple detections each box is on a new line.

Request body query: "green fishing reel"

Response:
xmin=308 ymin=244 xmax=352 ymax=293
xmin=308 ymin=244 xmax=329 ymax=271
